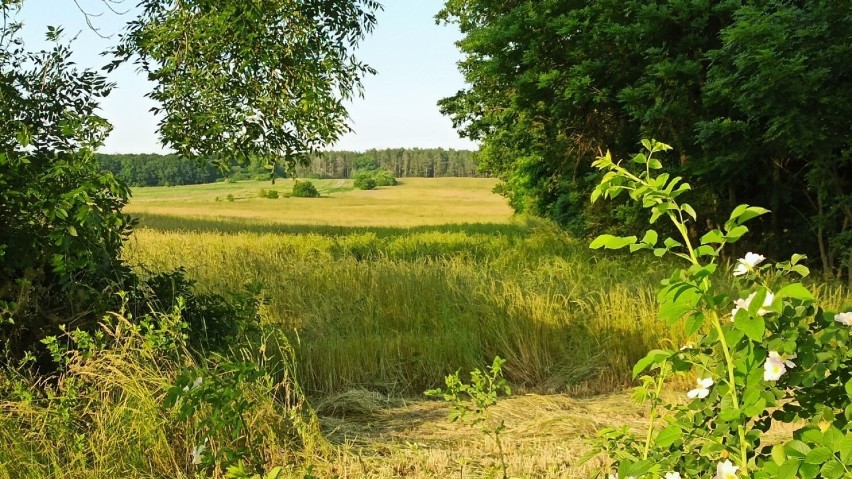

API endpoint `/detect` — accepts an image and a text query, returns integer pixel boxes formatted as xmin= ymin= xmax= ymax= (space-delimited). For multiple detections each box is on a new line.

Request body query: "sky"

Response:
xmin=16 ymin=0 xmax=478 ymax=153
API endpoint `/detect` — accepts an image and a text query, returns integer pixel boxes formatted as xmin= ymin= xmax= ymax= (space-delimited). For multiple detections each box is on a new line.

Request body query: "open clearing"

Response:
xmin=126 ymin=177 xmax=514 ymax=228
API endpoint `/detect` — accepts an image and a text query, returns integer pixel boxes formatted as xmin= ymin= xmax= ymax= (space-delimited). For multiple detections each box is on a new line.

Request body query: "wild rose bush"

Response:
xmin=585 ymin=140 xmax=852 ymax=479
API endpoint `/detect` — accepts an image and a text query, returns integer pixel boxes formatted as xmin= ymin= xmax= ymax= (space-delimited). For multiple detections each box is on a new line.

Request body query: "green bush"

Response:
xmin=291 ymin=180 xmax=319 ymax=198
xmin=373 ymin=169 xmax=398 ymax=186
xmin=226 ymin=194 xmax=235 ymax=202
xmin=353 ymin=171 xmax=377 ymax=190
xmin=265 ymin=189 xmax=279 ymax=199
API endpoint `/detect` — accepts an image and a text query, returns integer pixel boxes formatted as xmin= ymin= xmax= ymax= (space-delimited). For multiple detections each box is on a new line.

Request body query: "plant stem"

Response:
xmin=642 ymin=365 xmax=668 ymax=459
xmin=710 ymin=310 xmax=748 ymax=473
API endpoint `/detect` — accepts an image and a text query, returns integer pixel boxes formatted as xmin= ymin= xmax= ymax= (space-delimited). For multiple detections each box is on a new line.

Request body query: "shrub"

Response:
xmin=353 ymin=172 xmax=376 ymax=190
xmin=292 ymin=180 xmax=319 ymax=198
xmin=265 ymin=189 xmax=279 ymax=199
xmin=258 ymin=188 xmax=267 ymax=198
xmin=586 ymin=139 xmax=852 ymax=479
xmin=226 ymin=194 xmax=235 ymax=202
xmin=373 ymin=169 xmax=397 ymax=187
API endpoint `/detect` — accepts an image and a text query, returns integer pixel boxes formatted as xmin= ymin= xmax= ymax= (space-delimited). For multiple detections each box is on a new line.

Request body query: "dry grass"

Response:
xmin=302 ymin=391 xmax=647 ymax=478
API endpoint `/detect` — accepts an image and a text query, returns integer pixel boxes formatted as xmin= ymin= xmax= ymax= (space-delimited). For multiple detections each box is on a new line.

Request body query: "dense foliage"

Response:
xmin=0 ymin=12 xmax=132 ymax=359
xmin=588 ymin=140 xmax=852 ymax=479
xmin=96 ymin=153 xmax=220 ymax=186
xmin=108 ymin=0 xmax=381 ymax=172
xmin=291 ymin=180 xmax=320 ymax=198
xmin=439 ymin=0 xmax=852 ymax=278
xmin=296 ymin=148 xmax=482 ymax=179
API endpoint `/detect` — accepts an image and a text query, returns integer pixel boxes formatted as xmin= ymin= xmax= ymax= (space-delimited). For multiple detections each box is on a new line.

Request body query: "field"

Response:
xmin=8 ymin=178 xmax=847 ymax=478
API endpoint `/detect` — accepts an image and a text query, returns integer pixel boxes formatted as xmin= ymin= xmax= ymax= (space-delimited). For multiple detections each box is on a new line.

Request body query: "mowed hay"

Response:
xmin=309 ymin=392 xmax=648 ymax=478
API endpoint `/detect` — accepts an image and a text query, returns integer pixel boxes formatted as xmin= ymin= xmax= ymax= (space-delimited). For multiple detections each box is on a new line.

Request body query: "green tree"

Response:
xmin=439 ymin=0 xmax=851 ymax=277
xmin=109 ymin=0 xmax=381 ymax=171
xmin=1 ymin=0 xmax=382 ymax=358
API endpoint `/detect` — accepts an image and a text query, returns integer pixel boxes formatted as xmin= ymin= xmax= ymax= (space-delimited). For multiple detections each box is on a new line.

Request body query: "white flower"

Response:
xmin=733 ymin=252 xmax=766 ymax=276
xmin=730 ymin=290 xmax=774 ymax=319
xmin=764 ymin=351 xmax=796 ymax=381
xmin=191 ymin=443 xmax=206 ymax=465
xmin=687 ymin=377 xmax=714 ymax=399
xmin=714 ymin=459 xmax=739 ymax=479
xmin=665 ymin=473 xmax=683 ymax=479
xmin=834 ymin=312 xmax=852 ymax=326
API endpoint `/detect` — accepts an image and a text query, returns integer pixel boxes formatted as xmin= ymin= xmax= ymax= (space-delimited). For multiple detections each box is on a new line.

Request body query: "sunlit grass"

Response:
xmin=126 ymin=177 xmax=514 ymax=228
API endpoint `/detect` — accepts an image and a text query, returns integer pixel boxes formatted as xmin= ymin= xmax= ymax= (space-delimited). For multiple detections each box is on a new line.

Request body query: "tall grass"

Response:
xmin=0 ymin=314 xmax=323 ymax=479
xmin=122 ymin=216 xmax=681 ymax=397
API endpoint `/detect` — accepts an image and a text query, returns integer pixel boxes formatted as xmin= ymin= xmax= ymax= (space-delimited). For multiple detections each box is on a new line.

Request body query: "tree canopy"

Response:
xmin=0 ymin=0 xmax=382 ymax=357
xmin=439 ymin=0 xmax=851 ymax=277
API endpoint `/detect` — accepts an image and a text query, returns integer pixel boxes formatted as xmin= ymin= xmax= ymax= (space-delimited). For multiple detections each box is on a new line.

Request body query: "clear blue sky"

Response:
xmin=16 ymin=0 xmax=477 ymax=153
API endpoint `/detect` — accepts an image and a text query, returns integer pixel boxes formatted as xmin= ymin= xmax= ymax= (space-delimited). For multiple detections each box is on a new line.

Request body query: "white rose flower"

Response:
xmin=733 ymin=252 xmax=766 ymax=276
xmin=714 ymin=459 xmax=739 ymax=479
xmin=834 ymin=312 xmax=852 ymax=326
xmin=764 ymin=351 xmax=796 ymax=381
xmin=730 ymin=290 xmax=774 ymax=319
xmin=687 ymin=377 xmax=714 ymax=399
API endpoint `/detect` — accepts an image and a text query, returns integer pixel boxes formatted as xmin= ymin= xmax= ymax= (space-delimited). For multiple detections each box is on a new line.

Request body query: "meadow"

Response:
xmin=4 ymin=178 xmax=849 ymax=478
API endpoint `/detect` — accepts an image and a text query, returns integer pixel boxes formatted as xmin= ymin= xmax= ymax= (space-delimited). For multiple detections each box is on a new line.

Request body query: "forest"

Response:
xmin=96 ymin=148 xmax=481 ymax=187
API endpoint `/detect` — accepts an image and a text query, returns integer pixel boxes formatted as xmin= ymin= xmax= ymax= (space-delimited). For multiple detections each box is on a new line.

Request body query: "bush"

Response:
xmin=353 ymin=171 xmax=376 ymax=190
xmin=226 ymin=194 xmax=235 ymax=202
xmin=291 ymin=180 xmax=320 ymax=198
xmin=373 ymin=169 xmax=397 ymax=187
xmin=265 ymin=189 xmax=279 ymax=199
xmin=587 ymin=140 xmax=852 ymax=479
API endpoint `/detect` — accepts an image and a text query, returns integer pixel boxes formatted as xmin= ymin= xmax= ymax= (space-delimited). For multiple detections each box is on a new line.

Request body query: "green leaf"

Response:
xmin=776 ymin=283 xmax=815 ymax=302
xmin=772 ymin=444 xmax=787 ymax=465
xmin=632 ymin=349 xmax=671 ymax=378
xmin=589 ymin=234 xmax=637 ymax=250
xmin=785 ymin=440 xmax=812 ymax=459
xmin=641 ymin=230 xmax=658 ymax=246
xmin=804 ymin=446 xmax=832 ymax=464
xmin=726 ymin=225 xmax=749 ymax=242
xmin=658 ymin=300 xmax=695 ymax=326
xmin=655 ymin=424 xmax=681 ymax=448
xmin=685 ymin=313 xmax=705 ymax=335
xmin=621 ymin=460 xmax=653 ymax=477
xmin=729 ymin=204 xmax=771 ymax=224
xmin=700 ymin=229 xmax=725 ymax=244
xmin=66 ymin=226 xmax=78 ymax=237
xmin=735 ymin=313 xmax=765 ymax=342
xmin=820 ymin=460 xmax=845 ymax=479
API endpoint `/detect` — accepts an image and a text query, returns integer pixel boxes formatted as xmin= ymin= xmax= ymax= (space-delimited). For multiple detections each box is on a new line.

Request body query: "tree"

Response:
xmin=0 ymin=0 xmax=382 ymax=357
xmin=439 ymin=0 xmax=851 ymax=277
xmin=109 ymin=0 xmax=381 ymax=172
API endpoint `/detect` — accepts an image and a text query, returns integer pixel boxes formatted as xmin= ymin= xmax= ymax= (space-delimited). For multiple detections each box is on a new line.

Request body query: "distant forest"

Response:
xmin=97 ymin=148 xmax=481 ymax=187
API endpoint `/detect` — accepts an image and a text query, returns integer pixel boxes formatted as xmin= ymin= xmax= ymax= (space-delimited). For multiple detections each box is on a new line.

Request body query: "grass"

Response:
xmin=126 ymin=177 xmax=514 ymax=228
xmin=5 ymin=177 xmax=850 ymax=478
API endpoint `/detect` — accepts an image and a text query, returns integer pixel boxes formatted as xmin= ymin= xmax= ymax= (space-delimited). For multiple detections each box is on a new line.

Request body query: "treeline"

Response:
xmin=295 ymin=148 xmax=482 ymax=179
xmin=96 ymin=153 xmax=220 ymax=187
xmin=96 ymin=148 xmax=481 ymax=186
